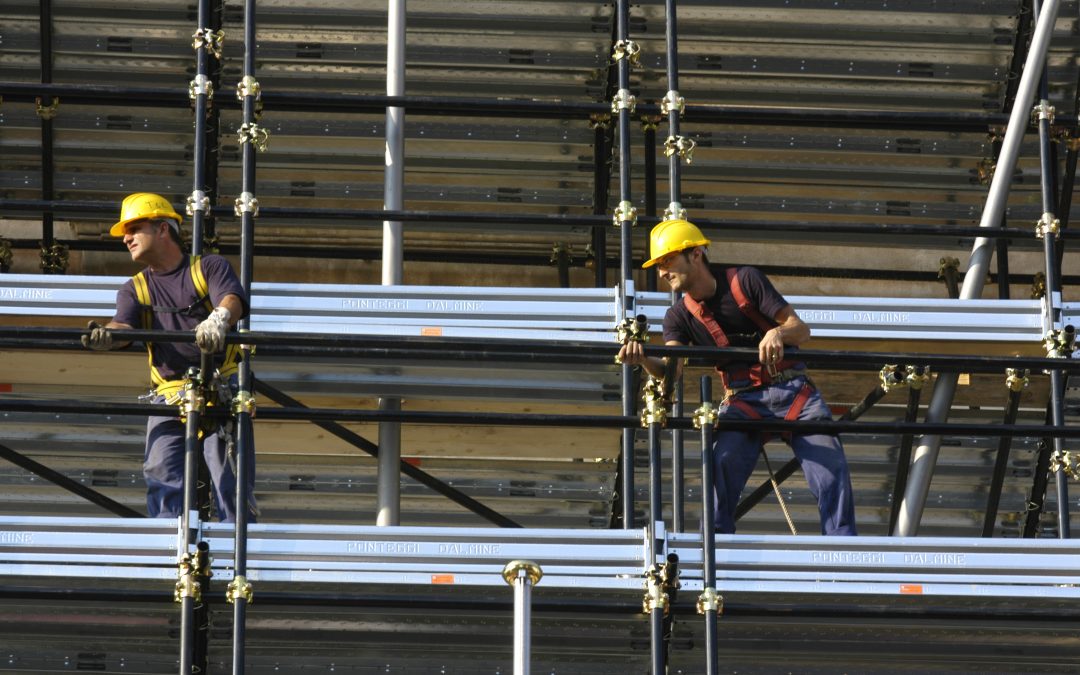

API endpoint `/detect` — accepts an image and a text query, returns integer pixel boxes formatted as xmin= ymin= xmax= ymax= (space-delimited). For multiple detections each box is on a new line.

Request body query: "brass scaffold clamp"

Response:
xmin=696 ymin=586 xmax=723 ymax=615
xmin=238 ymin=122 xmax=270 ymax=152
xmin=232 ymin=389 xmax=257 ymax=418
xmin=641 ymin=376 xmax=669 ymax=427
xmin=661 ymin=90 xmax=685 ymax=117
xmin=1032 ymin=100 xmax=1056 ymax=126
xmin=188 ymin=74 xmax=214 ymax=102
xmin=192 ymin=27 xmax=225 ymax=60
xmin=234 ymin=191 xmax=260 ymax=217
xmin=178 ymin=373 xmax=207 ymax=425
xmin=1030 ymin=272 xmax=1047 ymax=300
xmin=906 ymin=366 xmax=930 ymax=390
xmin=174 ymin=554 xmax=202 ymax=603
xmin=612 ymin=200 xmax=638 ymax=227
xmin=1043 ymin=327 xmax=1076 ymax=359
xmin=39 ymin=241 xmax=69 ymax=274
xmin=1036 ymin=212 xmax=1060 ymax=240
xmin=0 ymin=237 xmax=13 ymax=273
xmin=640 ymin=115 xmax=661 ymax=133
xmin=34 ymin=96 xmax=59 ymax=121
xmin=226 ymin=574 xmax=254 ymax=605
xmin=663 ymin=202 xmax=687 ymax=222
xmin=693 ymin=401 xmax=718 ymax=430
xmin=588 ymin=112 xmax=612 ymax=131
xmin=664 ymin=135 xmax=697 ymax=165
xmin=1050 ymin=451 xmax=1080 ymax=481
xmin=611 ymin=39 xmax=641 ymax=67
xmin=879 ymin=365 xmax=906 ymax=393
xmin=611 ymin=88 xmax=637 ymax=115
xmin=642 ymin=564 xmax=669 ymax=615
xmin=237 ymin=75 xmax=262 ymax=102
xmin=186 ymin=189 xmax=210 ymax=216
xmin=1005 ymin=368 xmax=1030 ymax=393
xmin=614 ymin=314 xmax=649 ymax=364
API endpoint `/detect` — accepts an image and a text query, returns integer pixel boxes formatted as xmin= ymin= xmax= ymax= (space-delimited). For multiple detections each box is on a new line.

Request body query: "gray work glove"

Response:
xmin=81 ymin=320 xmax=113 ymax=351
xmin=195 ymin=306 xmax=231 ymax=354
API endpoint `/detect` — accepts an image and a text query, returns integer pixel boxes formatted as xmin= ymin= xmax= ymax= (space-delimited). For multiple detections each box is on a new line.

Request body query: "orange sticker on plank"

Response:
xmin=431 ymin=574 xmax=455 ymax=585
xmin=899 ymin=584 xmax=923 ymax=594
xmin=421 ymin=327 xmax=443 ymax=336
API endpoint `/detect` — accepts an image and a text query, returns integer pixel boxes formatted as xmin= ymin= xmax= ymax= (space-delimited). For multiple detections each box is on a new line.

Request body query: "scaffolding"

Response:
xmin=2 ymin=0 xmax=1080 ymax=672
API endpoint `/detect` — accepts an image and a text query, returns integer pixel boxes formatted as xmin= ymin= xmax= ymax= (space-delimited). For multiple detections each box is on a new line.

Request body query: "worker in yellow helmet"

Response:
xmin=81 ymin=192 xmax=257 ymax=522
xmin=619 ymin=219 xmax=856 ymax=536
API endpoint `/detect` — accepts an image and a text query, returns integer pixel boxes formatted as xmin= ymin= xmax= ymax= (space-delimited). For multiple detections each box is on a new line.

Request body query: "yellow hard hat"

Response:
xmin=110 ymin=192 xmax=182 ymax=237
xmin=642 ymin=218 xmax=710 ymax=268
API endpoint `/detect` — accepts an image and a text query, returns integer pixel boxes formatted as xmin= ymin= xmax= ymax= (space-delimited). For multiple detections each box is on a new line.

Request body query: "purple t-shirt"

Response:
xmin=113 ymin=254 xmax=247 ymax=381
xmin=662 ymin=264 xmax=801 ymax=379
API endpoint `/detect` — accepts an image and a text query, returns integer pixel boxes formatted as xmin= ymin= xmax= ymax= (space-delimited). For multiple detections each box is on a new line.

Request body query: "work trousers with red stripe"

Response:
xmin=713 ymin=376 xmax=857 ymax=535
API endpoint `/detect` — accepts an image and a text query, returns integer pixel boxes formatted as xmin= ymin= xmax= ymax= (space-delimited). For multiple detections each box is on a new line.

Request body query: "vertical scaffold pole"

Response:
xmin=178 ymin=367 xmax=206 ymax=675
xmin=983 ymin=369 xmax=1028 ymax=536
xmin=503 ymin=560 xmax=543 ymax=675
xmin=1030 ymin=0 xmax=1072 ymax=536
xmin=613 ymin=0 xmax=639 ymax=530
xmin=229 ymin=0 xmax=262 ymax=669
xmin=896 ymin=0 xmax=1063 ymax=536
xmin=188 ymin=0 xmax=215 ymax=254
xmin=378 ymin=0 xmax=406 ymax=527
xmin=37 ymin=0 xmax=60 ymax=274
xmin=695 ymin=376 xmax=720 ymax=675
xmin=641 ymin=377 xmax=669 ymax=675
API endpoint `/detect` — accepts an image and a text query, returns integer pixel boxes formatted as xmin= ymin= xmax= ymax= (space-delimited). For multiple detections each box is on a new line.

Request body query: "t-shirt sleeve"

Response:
xmin=111 ymin=281 xmax=142 ymax=327
xmin=201 ymin=255 xmax=249 ymax=318
xmin=661 ymin=304 xmax=690 ymax=344
xmin=739 ymin=267 xmax=789 ymax=321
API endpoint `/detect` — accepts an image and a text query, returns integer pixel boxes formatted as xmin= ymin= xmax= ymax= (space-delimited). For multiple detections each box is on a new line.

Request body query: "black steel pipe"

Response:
xmin=7 ymin=82 xmax=1068 ymax=130
xmin=888 ymin=383 xmax=925 ymax=534
xmin=0 ymin=441 xmax=142 ymax=518
xmin=251 ymin=378 xmax=522 ymax=529
xmin=982 ymin=385 xmax=1023 ymax=537
xmin=38 ymin=0 xmax=56 ymax=266
xmin=699 ymin=377 xmax=718 ymax=675
xmin=189 ymin=0 xmax=211 ymax=254
xmin=11 ymin=326 xmax=1080 ymax=375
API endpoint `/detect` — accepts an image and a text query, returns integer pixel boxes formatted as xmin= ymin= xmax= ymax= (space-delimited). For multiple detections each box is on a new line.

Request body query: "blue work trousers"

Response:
xmin=143 ymin=381 xmax=257 ymax=522
xmin=713 ymin=376 xmax=857 ymax=535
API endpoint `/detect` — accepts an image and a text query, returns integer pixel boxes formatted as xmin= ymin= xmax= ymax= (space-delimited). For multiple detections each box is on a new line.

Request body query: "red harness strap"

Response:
xmin=728 ymin=380 xmax=816 ymax=443
xmin=682 ymin=267 xmax=796 ymax=388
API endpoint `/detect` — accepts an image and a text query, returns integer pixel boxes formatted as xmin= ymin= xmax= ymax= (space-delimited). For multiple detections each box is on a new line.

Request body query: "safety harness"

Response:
xmin=132 ymin=255 xmax=240 ymax=403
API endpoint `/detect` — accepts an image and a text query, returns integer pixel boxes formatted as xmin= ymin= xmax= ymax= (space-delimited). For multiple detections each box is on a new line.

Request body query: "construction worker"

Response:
xmin=81 ymin=192 xmax=256 ymax=522
xmin=618 ymin=219 xmax=856 ymax=535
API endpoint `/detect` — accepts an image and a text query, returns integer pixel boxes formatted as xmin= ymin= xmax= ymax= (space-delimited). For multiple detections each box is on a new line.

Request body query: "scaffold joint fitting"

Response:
xmin=879 ymin=365 xmax=905 ymax=393
xmin=1035 ymin=212 xmax=1060 ymax=240
xmin=661 ymin=90 xmax=685 ymax=117
xmin=34 ymin=96 xmax=59 ymax=120
xmin=612 ymin=39 xmax=641 ymax=66
xmin=186 ymin=190 xmax=210 ymax=216
xmin=697 ymin=587 xmax=722 ymax=615
xmin=174 ymin=556 xmax=201 ymax=603
xmin=234 ymin=191 xmax=260 ymax=217
xmin=611 ymin=89 xmax=636 ymax=114
xmin=663 ymin=202 xmax=687 ymax=221
xmin=179 ymin=377 xmax=207 ymax=420
xmin=588 ymin=113 xmax=612 ymax=130
xmin=640 ymin=377 xmax=669 ymax=427
xmin=237 ymin=75 xmax=262 ymax=101
xmin=642 ymin=566 xmax=669 ymax=615
xmin=189 ymin=74 xmax=214 ymax=102
xmin=1050 ymin=450 xmax=1079 ymax=480
xmin=906 ymin=366 xmax=930 ymax=390
xmin=664 ymin=135 xmax=697 ymax=165
xmin=1032 ymin=100 xmax=1056 ymax=125
xmin=1043 ymin=327 xmax=1076 ymax=359
xmin=693 ymin=401 xmax=718 ymax=429
xmin=937 ymin=256 xmax=959 ymax=279
xmin=612 ymin=200 xmax=637 ymax=227
xmin=0 ymin=237 xmax=13 ymax=273
xmin=238 ymin=122 xmax=270 ymax=152
xmin=549 ymin=242 xmax=571 ymax=266
xmin=192 ymin=28 xmax=225 ymax=60
xmin=1005 ymin=368 xmax=1030 ymax=393
xmin=232 ymin=390 xmax=256 ymax=417
xmin=502 ymin=560 xmax=543 ymax=586
xmin=39 ymin=242 xmax=69 ymax=274
xmin=226 ymin=574 xmax=253 ymax=604
xmin=640 ymin=114 xmax=661 ymax=132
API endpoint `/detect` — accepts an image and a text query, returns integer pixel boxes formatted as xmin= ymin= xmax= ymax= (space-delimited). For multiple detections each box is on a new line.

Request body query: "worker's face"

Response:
xmin=655 ymin=248 xmax=697 ymax=292
xmin=122 ymin=219 xmax=166 ymax=264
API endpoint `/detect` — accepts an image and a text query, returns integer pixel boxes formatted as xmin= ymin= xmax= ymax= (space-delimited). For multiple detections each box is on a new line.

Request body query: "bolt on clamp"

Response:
xmin=1050 ymin=451 xmax=1079 ymax=480
xmin=612 ymin=200 xmax=638 ymax=227
xmin=640 ymin=115 xmax=661 ymax=132
xmin=232 ymin=390 xmax=257 ymax=417
xmin=34 ymin=96 xmax=59 ymax=120
xmin=693 ymin=401 xmax=718 ymax=429
xmin=0 ymin=237 xmax=13 ymax=272
xmin=640 ymin=377 xmax=670 ymax=427
xmin=179 ymin=381 xmax=207 ymax=421
xmin=1005 ymin=368 xmax=1030 ymax=393
xmin=188 ymin=74 xmax=214 ymax=102
xmin=937 ymin=256 xmax=960 ymax=278
xmin=226 ymin=575 xmax=254 ymax=604
xmin=186 ymin=190 xmax=210 ymax=216
xmin=39 ymin=242 xmax=69 ymax=274
xmin=192 ymin=28 xmax=225 ymax=60
xmin=612 ymin=39 xmax=641 ymax=66
xmin=664 ymin=135 xmax=697 ymax=165
xmin=237 ymin=75 xmax=262 ymax=101
xmin=1043 ymin=328 xmax=1076 ymax=358
xmin=238 ymin=122 xmax=270 ymax=152
xmin=549 ymin=242 xmax=571 ymax=265
xmin=611 ymin=88 xmax=636 ymax=114
xmin=976 ymin=157 xmax=996 ymax=186
xmin=697 ymin=587 xmax=722 ymax=614
xmin=1030 ymin=272 xmax=1047 ymax=300
xmin=615 ymin=315 xmax=649 ymax=345
xmin=642 ymin=568 xmax=669 ymax=615
xmin=906 ymin=366 xmax=930 ymax=390
xmin=1032 ymin=101 xmax=1056 ymax=126
xmin=661 ymin=90 xmax=685 ymax=117
xmin=174 ymin=556 xmax=201 ymax=603
xmin=664 ymin=202 xmax=687 ymax=221
xmin=234 ymin=191 xmax=260 ymax=217
xmin=879 ymin=365 xmax=906 ymax=392
xmin=588 ymin=113 xmax=612 ymax=130
xmin=1035 ymin=212 xmax=1060 ymax=240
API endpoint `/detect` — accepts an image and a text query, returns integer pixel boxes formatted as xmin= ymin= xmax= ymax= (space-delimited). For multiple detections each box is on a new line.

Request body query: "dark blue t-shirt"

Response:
xmin=113 ymin=254 xmax=247 ymax=381
xmin=662 ymin=264 xmax=800 ymax=380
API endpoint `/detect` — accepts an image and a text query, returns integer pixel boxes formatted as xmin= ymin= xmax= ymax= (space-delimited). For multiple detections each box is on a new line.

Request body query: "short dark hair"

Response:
xmin=156 ymin=219 xmax=185 ymax=247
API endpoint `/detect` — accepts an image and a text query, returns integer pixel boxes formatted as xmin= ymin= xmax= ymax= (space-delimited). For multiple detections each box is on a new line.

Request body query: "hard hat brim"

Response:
xmin=109 ymin=213 xmax=182 ymax=237
xmin=641 ymin=239 xmax=710 ymax=269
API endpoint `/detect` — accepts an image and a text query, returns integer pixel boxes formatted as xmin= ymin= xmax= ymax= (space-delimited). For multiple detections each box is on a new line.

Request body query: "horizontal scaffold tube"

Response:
xmin=2 ymin=83 xmax=1065 ymax=130
xmin=0 ymin=198 xmax=1064 ymax=241
xmin=4 ymin=327 xmax=1080 ymax=375
xmin=0 ymin=398 xmax=1075 ymax=438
